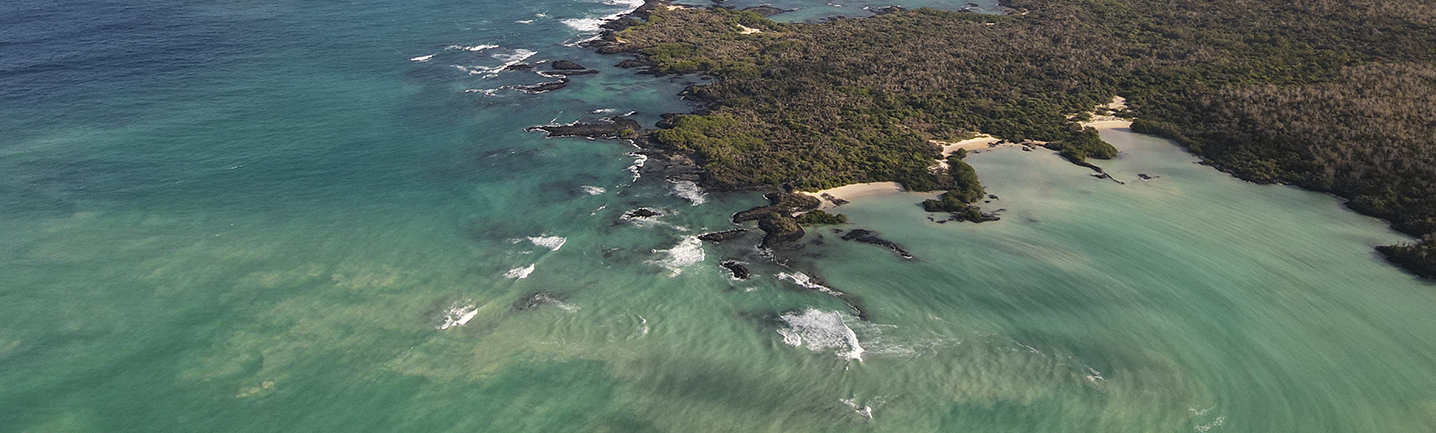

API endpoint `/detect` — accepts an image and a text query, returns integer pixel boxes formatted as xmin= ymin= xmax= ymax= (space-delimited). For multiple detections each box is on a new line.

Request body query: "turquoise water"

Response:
xmin=3 ymin=0 xmax=1436 ymax=431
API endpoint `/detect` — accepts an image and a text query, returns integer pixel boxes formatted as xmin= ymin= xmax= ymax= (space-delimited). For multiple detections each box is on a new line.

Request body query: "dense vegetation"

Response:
xmin=922 ymin=156 xmax=985 ymax=212
xmin=603 ymin=0 xmax=1436 ymax=278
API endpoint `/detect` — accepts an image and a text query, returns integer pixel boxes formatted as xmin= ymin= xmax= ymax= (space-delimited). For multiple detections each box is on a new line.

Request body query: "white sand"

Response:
xmin=1080 ymin=96 xmax=1133 ymax=129
xmin=935 ymin=135 xmax=1004 ymax=156
xmin=801 ymin=182 xmax=907 ymax=210
xmin=1081 ymin=119 xmax=1134 ymax=129
xmin=737 ymin=24 xmax=762 ymax=34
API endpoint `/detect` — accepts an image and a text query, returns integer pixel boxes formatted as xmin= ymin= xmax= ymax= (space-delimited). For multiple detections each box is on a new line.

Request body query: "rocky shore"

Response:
xmin=731 ymin=193 xmax=821 ymax=249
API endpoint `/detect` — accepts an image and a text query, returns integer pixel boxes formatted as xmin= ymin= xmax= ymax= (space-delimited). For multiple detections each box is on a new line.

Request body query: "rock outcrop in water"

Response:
xmin=741 ymin=5 xmax=794 ymax=17
xmin=513 ymin=291 xmax=565 ymax=311
xmin=838 ymin=229 xmax=914 ymax=259
xmin=623 ymin=207 xmax=662 ymax=219
xmin=720 ymin=260 xmax=751 ymax=279
xmin=527 ymin=116 xmax=641 ymax=139
xmin=732 ymin=193 xmax=821 ymax=249
xmin=545 ymin=60 xmax=598 ymax=75
xmin=551 ymin=60 xmax=586 ymax=70
xmin=698 ymin=229 xmax=748 ymax=243
xmin=511 ymin=78 xmax=568 ymax=93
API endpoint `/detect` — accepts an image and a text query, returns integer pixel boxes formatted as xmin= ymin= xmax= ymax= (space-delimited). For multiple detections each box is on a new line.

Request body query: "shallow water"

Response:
xmin=3 ymin=0 xmax=1435 ymax=432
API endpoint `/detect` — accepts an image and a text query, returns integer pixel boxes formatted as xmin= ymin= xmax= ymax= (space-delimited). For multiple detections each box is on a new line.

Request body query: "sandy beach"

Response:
xmin=801 ymin=182 xmax=910 ymax=210
xmin=934 ymin=135 xmax=1009 ymax=156
xmin=809 ymin=97 xmax=1136 ymax=209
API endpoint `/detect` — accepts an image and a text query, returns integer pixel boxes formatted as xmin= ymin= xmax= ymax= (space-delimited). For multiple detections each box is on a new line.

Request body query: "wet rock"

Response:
xmin=839 ymin=229 xmax=914 ymax=259
xmin=656 ymin=113 xmax=683 ymax=129
xmin=512 ymin=78 xmax=568 ymax=93
xmin=872 ymin=5 xmax=907 ymax=14
xmin=732 ymin=192 xmax=820 ymax=223
xmin=733 ymin=193 xmax=821 ymax=249
xmin=742 ymin=5 xmax=795 ymax=17
xmin=513 ymin=291 xmax=565 ymax=311
xmin=527 ymin=116 xmax=641 ymax=138
xmin=504 ymin=63 xmax=534 ymax=71
xmin=544 ymin=69 xmax=599 ymax=76
xmin=720 ymin=260 xmax=751 ymax=280
xmin=551 ymin=60 xmax=587 ymax=70
xmin=948 ymin=206 xmax=1002 ymax=223
xmin=616 ymin=57 xmax=657 ymax=69
xmin=624 ymin=207 xmax=662 ymax=219
xmin=757 ymin=213 xmax=805 ymax=249
xmin=699 ymin=229 xmax=749 ymax=243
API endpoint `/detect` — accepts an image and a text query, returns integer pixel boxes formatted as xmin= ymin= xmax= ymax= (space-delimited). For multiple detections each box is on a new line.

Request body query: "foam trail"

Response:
xmin=528 ymin=236 xmax=567 ymax=251
xmin=410 ymin=54 xmax=435 ymax=62
xmin=561 ymin=18 xmax=605 ymax=33
xmin=504 ymin=264 xmax=536 ymax=279
xmin=777 ymin=309 xmax=865 ymax=361
xmin=627 ymin=152 xmax=648 ymax=180
xmin=777 ymin=272 xmax=843 ymax=297
xmin=840 ymin=398 xmax=874 ymax=420
xmin=462 ymin=49 xmax=537 ymax=77
xmin=446 ymin=44 xmax=499 ymax=52
xmin=438 ymin=303 xmax=479 ymax=330
xmin=581 ymin=185 xmax=607 ymax=195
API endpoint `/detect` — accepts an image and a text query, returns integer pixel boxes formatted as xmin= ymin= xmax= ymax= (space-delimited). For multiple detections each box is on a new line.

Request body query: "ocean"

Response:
xmin=3 ymin=0 xmax=1436 ymax=432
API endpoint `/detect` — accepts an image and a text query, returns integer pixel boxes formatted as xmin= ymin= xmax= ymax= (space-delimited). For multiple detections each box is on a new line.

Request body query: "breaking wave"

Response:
xmin=777 ymin=272 xmax=843 ymax=297
xmin=528 ymin=236 xmax=567 ymax=251
xmin=670 ymin=180 xmax=707 ymax=206
xmin=777 ymin=308 xmax=866 ymax=361
xmin=650 ymin=236 xmax=705 ymax=276
xmin=438 ymin=303 xmax=479 ymax=330
xmin=504 ymin=264 xmax=536 ymax=279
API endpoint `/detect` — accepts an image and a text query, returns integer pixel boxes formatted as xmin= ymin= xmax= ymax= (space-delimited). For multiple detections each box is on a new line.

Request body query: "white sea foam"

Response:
xmin=840 ymin=398 xmax=874 ymax=420
xmin=777 ymin=309 xmax=865 ymax=361
xmin=627 ymin=152 xmax=648 ymax=180
xmin=516 ymin=19 xmax=534 ymax=24
xmin=410 ymin=54 xmax=436 ymax=62
xmin=650 ymin=236 xmax=705 ymax=276
xmin=528 ymin=235 xmax=567 ymax=251
xmin=670 ymin=180 xmax=707 ymax=206
xmin=459 ymin=49 xmax=538 ymax=77
xmin=581 ymin=185 xmax=607 ymax=195
xmin=462 ymin=88 xmax=500 ymax=96
xmin=562 ymin=17 xmax=606 ymax=33
xmin=446 ymin=44 xmax=500 ymax=52
xmin=438 ymin=303 xmax=479 ymax=330
xmin=504 ymin=264 xmax=536 ymax=279
xmin=776 ymin=272 xmax=843 ymax=297
xmin=605 ymin=0 xmax=645 ymax=8
xmin=528 ymin=292 xmax=580 ymax=312
xmin=1195 ymin=416 xmax=1226 ymax=432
